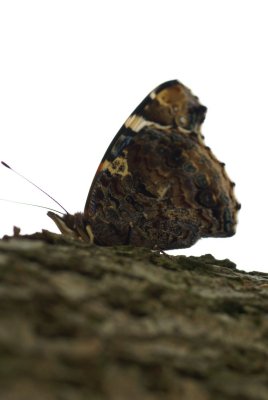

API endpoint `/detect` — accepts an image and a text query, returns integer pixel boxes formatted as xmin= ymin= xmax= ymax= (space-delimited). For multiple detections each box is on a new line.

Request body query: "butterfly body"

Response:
xmin=48 ymin=80 xmax=240 ymax=249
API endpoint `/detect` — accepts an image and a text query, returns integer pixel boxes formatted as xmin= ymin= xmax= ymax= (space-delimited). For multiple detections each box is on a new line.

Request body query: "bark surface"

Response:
xmin=0 ymin=231 xmax=268 ymax=400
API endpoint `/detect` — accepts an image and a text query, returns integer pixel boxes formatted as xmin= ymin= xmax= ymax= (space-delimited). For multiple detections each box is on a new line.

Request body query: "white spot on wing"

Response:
xmin=125 ymin=114 xmax=171 ymax=133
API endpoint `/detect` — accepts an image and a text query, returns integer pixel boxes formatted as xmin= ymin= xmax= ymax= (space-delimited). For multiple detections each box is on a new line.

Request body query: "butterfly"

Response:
xmin=48 ymin=80 xmax=241 ymax=250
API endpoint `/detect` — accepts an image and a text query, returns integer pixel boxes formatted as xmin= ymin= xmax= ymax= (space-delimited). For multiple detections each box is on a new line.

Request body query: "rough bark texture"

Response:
xmin=0 ymin=230 xmax=268 ymax=400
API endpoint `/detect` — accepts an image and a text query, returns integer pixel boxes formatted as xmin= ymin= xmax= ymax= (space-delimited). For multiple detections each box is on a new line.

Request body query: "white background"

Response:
xmin=0 ymin=1 xmax=267 ymax=272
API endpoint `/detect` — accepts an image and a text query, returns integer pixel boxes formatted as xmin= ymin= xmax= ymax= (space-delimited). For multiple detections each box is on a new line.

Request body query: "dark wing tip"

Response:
xmin=133 ymin=80 xmax=181 ymax=116
xmin=153 ymin=80 xmax=180 ymax=94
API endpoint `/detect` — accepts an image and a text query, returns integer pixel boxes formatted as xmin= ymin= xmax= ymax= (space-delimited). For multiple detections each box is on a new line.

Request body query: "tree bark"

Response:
xmin=0 ymin=230 xmax=268 ymax=400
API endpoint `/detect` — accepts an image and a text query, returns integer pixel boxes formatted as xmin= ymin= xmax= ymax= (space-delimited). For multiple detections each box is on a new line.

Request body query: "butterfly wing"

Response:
xmin=81 ymin=80 xmax=240 ymax=249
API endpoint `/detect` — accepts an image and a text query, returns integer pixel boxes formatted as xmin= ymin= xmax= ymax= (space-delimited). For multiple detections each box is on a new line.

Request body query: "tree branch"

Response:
xmin=0 ymin=231 xmax=268 ymax=400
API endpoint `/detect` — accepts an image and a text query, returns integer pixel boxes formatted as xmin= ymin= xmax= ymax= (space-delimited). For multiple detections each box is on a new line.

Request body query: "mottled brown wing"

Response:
xmin=80 ymin=80 xmax=240 ymax=249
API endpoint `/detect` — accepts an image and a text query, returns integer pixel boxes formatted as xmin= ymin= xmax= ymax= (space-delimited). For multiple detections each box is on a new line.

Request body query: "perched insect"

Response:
xmin=2 ymin=80 xmax=240 ymax=249
xmin=45 ymin=80 xmax=240 ymax=249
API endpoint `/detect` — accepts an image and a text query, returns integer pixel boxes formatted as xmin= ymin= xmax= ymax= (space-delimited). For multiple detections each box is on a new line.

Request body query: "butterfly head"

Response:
xmin=47 ymin=211 xmax=94 ymax=243
xmin=143 ymin=80 xmax=207 ymax=134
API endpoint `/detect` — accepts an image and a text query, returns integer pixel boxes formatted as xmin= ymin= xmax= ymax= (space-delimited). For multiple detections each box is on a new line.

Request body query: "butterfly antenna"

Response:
xmin=0 ymin=198 xmax=65 ymax=215
xmin=1 ymin=161 xmax=69 ymax=215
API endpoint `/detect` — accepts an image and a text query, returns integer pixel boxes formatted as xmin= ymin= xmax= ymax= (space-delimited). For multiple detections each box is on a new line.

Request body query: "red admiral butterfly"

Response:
xmin=47 ymin=80 xmax=240 ymax=250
